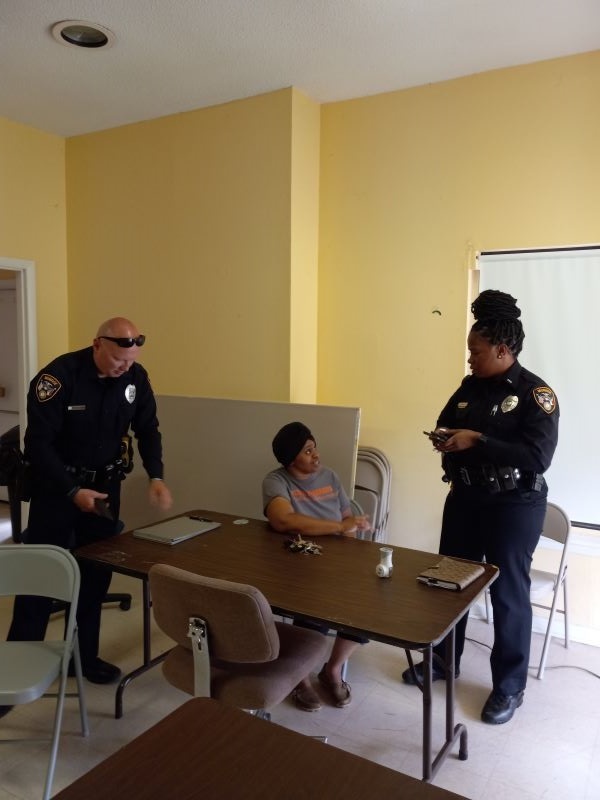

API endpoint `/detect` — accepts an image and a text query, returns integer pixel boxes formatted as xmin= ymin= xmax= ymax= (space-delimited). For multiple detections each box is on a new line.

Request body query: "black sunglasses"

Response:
xmin=99 ymin=335 xmax=146 ymax=348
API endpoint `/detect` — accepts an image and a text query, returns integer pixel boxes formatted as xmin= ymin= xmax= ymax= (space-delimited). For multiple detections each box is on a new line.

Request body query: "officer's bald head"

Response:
xmin=93 ymin=318 xmax=144 ymax=378
xmin=96 ymin=318 xmax=139 ymax=339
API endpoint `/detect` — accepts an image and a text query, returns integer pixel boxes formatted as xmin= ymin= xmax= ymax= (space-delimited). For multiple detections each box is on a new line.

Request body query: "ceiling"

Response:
xmin=1 ymin=0 xmax=599 ymax=138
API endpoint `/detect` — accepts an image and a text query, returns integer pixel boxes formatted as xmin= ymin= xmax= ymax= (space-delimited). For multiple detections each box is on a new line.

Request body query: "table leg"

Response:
xmin=427 ymin=627 xmax=468 ymax=781
xmin=421 ymin=646 xmax=433 ymax=781
xmin=114 ymin=577 xmax=170 ymax=719
xmin=142 ymin=579 xmax=151 ymax=662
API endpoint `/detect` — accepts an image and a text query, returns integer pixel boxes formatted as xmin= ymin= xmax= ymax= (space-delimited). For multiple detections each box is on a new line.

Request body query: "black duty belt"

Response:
xmin=444 ymin=463 xmax=544 ymax=493
xmin=65 ymin=459 xmax=126 ymax=486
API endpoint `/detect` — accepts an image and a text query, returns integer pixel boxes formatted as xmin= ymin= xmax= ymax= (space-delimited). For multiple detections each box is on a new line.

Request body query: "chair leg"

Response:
xmin=72 ymin=636 xmax=89 ymax=736
xmin=536 ymin=590 xmax=561 ymax=680
xmin=42 ymin=668 xmax=69 ymax=800
xmin=536 ymin=624 xmax=551 ymax=681
xmin=104 ymin=593 xmax=132 ymax=611
xmin=484 ymin=589 xmax=491 ymax=624
xmin=563 ymin=580 xmax=569 ymax=649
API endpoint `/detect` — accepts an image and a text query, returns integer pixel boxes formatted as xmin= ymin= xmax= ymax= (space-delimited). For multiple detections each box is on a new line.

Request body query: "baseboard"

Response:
xmin=469 ymin=599 xmax=600 ymax=649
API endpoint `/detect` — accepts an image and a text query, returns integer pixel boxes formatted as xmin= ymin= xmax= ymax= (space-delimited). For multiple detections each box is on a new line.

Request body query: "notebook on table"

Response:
xmin=133 ymin=516 xmax=221 ymax=545
xmin=417 ymin=556 xmax=485 ymax=591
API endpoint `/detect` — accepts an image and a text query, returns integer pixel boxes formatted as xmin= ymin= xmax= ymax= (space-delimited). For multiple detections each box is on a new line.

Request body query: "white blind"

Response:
xmin=478 ymin=247 xmax=600 ymax=528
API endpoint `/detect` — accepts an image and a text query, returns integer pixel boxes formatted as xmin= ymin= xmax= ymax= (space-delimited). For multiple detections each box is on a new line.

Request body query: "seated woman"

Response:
xmin=262 ymin=421 xmax=370 ymax=712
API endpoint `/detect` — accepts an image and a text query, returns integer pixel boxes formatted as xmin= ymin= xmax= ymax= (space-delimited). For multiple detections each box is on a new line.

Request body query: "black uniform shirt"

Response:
xmin=24 ymin=347 xmax=164 ymax=495
xmin=437 ymin=360 xmax=559 ymax=474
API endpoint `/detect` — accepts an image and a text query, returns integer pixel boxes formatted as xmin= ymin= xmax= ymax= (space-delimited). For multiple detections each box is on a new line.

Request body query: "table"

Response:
xmin=75 ymin=510 xmax=498 ymax=781
xmin=52 ymin=697 xmax=468 ymax=800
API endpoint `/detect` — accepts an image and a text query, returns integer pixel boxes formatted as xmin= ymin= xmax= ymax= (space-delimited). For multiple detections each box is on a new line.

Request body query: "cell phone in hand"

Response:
xmin=423 ymin=430 xmax=449 ymax=445
xmin=94 ymin=498 xmax=114 ymax=520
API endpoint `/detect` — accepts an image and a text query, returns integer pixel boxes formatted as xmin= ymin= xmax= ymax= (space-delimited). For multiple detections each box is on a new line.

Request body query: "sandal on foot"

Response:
xmin=292 ymin=685 xmax=321 ymax=712
xmin=317 ymin=664 xmax=351 ymax=707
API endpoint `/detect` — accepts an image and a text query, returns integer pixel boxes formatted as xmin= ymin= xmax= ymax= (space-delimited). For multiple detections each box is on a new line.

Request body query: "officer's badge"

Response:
xmin=501 ymin=395 xmax=519 ymax=413
xmin=125 ymin=384 xmax=136 ymax=404
xmin=533 ymin=386 xmax=557 ymax=414
xmin=35 ymin=373 xmax=61 ymax=402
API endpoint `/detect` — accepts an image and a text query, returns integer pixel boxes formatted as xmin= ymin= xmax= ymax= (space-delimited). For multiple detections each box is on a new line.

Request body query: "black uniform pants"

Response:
xmin=7 ymin=480 xmax=122 ymax=667
xmin=433 ymin=485 xmax=547 ymax=696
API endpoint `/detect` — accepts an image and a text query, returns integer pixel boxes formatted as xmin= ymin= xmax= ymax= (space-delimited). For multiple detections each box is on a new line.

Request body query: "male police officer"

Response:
xmin=4 ymin=317 xmax=172 ymax=702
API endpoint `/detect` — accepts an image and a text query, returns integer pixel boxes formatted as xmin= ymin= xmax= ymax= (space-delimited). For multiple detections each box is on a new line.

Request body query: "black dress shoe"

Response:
xmin=402 ymin=661 xmax=460 ymax=686
xmin=481 ymin=690 xmax=524 ymax=724
xmin=69 ymin=658 xmax=122 ymax=684
xmin=0 ymin=705 xmax=12 ymax=719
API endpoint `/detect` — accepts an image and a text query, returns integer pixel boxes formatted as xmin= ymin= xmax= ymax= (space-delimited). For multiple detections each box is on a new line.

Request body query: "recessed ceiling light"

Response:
xmin=51 ymin=20 xmax=116 ymax=49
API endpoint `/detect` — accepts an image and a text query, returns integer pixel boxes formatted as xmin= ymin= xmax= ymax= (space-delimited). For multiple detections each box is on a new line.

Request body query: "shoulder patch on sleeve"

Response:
xmin=35 ymin=373 xmax=62 ymax=402
xmin=533 ymin=386 xmax=557 ymax=414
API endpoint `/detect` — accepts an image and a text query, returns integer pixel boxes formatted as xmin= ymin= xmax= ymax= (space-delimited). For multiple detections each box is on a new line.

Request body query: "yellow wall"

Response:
xmin=0 ymin=116 xmax=68 ymax=364
xmin=319 ymin=50 xmax=600 ymax=550
xmin=290 ymin=89 xmax=320 ymax=403
xmin=66 ymin=90 xmax=296 ymax=400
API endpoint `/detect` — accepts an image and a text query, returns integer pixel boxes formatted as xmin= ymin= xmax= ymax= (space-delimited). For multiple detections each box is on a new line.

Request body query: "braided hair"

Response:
xmin=471 ymin=289 xmax=525 ymax=356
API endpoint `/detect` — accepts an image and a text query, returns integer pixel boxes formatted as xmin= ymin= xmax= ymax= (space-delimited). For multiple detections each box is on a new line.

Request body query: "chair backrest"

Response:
xmin=355 ymin=446 xmax=392 ymax=541
xmin=0 ymin=544 xmax=80 ymax=605
xmin=149 ymin=564 xmax=280 ymax=663
xmin=541 ymin=502 xmax=570 ymax=547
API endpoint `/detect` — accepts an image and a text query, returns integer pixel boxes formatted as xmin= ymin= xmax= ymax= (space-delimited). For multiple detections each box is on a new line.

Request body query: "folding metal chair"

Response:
xmin=530 ymin=502 xmax=571 ymax=679
xmin=482 ymin=501 xmax=571 ymax=680
xmin=0 ymin=545 xmax=89 ymax=800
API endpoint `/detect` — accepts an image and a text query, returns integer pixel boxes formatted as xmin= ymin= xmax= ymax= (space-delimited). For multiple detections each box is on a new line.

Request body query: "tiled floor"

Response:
xmin=1 ymin=504 xmax=599 ymax=799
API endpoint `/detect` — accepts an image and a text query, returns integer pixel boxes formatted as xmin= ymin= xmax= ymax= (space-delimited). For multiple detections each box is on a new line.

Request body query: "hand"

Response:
xmin=436 ymin=428 xmax=481 ymax=452
xmin=148 ymin=480 xmax=173 ymax=510
xmin=71 ymin=488 xmax=109 ymax=514
xmin=354 ymin=514 xmax=372 ymax=533
xmin=340 ymin=515 xmax=371 ymax=538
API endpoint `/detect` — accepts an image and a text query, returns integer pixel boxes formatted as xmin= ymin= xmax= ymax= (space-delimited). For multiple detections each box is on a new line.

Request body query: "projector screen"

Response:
xmin=478 ymin=247 xmax=600 ymax=528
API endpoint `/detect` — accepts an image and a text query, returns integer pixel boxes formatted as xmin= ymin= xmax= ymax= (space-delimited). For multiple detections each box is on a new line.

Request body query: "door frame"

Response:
xmin=0 ymin=257 xmax=37 ymax=442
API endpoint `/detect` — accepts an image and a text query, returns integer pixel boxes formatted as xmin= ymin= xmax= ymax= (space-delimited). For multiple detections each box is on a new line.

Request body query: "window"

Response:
xmin=478 ymin=246 xmax=600 ymax=528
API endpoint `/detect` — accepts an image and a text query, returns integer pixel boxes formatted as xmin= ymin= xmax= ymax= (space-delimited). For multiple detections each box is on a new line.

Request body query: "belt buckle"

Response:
xmin=459 ymin=467 xmax=471 ymax=486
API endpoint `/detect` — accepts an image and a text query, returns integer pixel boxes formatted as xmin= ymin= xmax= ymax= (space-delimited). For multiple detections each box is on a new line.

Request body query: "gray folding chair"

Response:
xmin=482 ymin=502 xmax=571 ymax=680
xmin=0 ymin=545 xmax=89 ymax=800
xmin=355 ymin=446 xmax=392 ymax=542
xmin=530 ymin=502 xmax=571 ymax=679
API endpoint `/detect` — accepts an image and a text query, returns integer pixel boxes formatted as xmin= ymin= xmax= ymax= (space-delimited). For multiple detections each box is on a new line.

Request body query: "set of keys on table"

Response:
xmin=284 ymin=535 xmax=322 ymax=555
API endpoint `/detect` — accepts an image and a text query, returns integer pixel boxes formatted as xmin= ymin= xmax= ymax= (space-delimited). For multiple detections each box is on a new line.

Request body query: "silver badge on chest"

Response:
xmin=125 ymin=384 xmax=136 ymax=404
xmin=501 ymin=395 xmax=519 ymax=413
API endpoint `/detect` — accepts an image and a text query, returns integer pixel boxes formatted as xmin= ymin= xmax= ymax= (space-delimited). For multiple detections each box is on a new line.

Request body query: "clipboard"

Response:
xmin=417 ymin=556 xmax=485 ymax=591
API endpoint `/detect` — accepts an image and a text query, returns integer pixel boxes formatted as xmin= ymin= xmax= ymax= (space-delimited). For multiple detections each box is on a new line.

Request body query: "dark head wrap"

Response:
xmin=272 ymin=422 xmax=315 ymax=467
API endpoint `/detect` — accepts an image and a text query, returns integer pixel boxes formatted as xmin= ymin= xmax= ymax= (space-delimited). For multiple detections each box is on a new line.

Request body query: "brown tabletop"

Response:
xmin=75 ymin=510 xmax=498 ymax=780
xmin=52 ymin=697 xmax=468 ymax=800
xmin=76 ymin=509 xmax=496 ymax=648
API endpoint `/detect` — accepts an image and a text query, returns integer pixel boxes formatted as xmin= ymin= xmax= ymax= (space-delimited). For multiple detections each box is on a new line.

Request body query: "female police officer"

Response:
xmin=403 ymin=290 xmax=559 ymax=724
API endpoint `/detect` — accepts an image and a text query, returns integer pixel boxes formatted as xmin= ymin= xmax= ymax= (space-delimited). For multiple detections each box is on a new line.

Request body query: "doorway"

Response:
xmin=0 ymin=257 xmax=37 ymax=455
